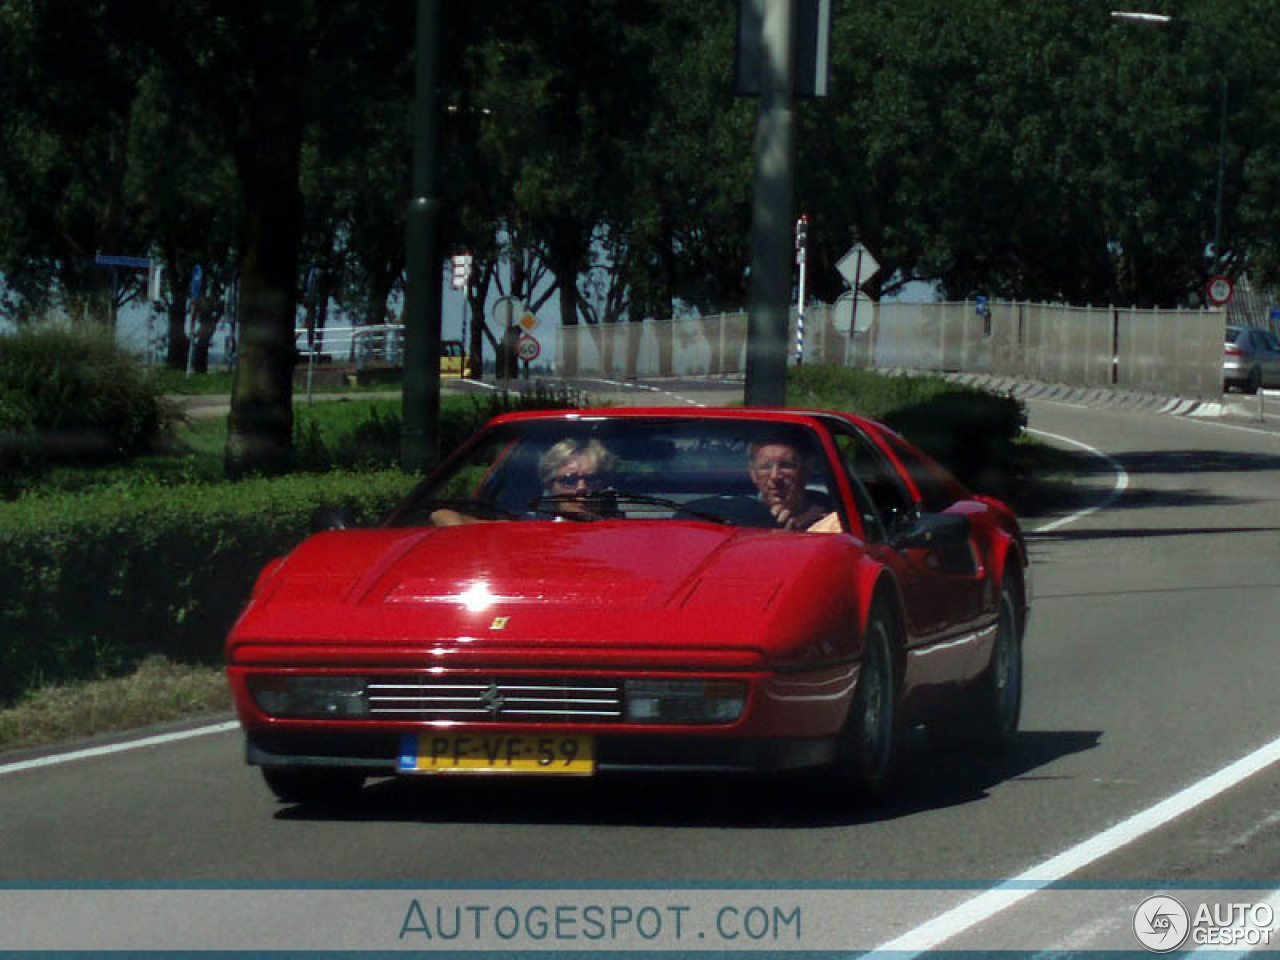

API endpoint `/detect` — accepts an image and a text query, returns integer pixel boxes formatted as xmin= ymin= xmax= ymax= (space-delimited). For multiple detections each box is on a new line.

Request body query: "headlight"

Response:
xmin=248 ymin=675 xmax=369 ymax=719
xmin=624 ymin=679 xmax=746 ymax=724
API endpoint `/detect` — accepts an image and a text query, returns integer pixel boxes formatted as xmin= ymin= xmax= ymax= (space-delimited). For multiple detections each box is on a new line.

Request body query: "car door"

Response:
xmin=824 ymin=421 xmax=989 ymax=689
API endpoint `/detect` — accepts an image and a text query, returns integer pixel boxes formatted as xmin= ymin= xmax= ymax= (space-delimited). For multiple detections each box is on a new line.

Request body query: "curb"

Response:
xmin=897 ymin=370 xmax=1267 ymax=423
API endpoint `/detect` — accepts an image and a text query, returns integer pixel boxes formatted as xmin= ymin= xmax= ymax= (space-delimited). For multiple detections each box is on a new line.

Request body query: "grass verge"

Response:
xmin=0 ymin=655 xmax=231 ymax=753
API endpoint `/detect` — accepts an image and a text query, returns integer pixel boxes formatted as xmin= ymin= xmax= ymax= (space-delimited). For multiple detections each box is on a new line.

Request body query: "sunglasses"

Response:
xmin=551 ymin=472 xmax=607 ymax=490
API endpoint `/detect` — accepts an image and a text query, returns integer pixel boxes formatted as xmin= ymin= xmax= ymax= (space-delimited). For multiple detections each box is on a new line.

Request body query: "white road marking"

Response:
xmin=579 ymin=377 xmax=707 ymax=406
xmin=868 ymin=735 xmax=1280 ymax=956
xmin=0 ymin=720 xmax=240 ymax=777
xmin=868 ymin=421 xmax=1275 ymax=955
xmin=1025 ymin=428 xmax=1130 ymax=534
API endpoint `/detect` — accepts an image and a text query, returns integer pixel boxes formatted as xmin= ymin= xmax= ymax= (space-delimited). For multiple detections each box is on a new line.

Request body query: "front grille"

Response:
xmin=366 ymin=677 xmax=625 ymax=723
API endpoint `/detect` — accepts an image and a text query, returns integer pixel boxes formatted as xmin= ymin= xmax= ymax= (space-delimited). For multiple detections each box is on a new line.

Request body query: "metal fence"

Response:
xmin=554 ymin=300 xmax=1227 ymax=400
xmin=295 ymin=323 xmax=404 ymax=368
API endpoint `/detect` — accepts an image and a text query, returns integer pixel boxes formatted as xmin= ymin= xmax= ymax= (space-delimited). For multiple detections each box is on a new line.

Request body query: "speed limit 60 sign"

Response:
xmin=516 ymin=334 xmax=541 ymax=362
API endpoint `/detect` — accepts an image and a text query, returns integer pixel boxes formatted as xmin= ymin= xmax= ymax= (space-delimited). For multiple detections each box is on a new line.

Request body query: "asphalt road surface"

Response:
xmin=7 ymin=384 xmax=1280 ymax=953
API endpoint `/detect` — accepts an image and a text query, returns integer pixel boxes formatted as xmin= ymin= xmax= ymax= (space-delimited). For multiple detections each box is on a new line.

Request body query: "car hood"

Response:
xmin=230 ymin=521 xmax=856 ymax=663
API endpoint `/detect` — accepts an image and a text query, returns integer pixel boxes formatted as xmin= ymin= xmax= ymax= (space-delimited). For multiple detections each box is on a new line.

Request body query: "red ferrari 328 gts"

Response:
xmin=226 ymin=407 xmax=1030 ymax=805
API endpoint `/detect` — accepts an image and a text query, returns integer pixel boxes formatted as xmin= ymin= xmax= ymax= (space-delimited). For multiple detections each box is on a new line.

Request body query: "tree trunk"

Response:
xmin=224 ymin=56 xmax=305 ymax=478
xmin=161 ymin=248 xmax=189 ymax=369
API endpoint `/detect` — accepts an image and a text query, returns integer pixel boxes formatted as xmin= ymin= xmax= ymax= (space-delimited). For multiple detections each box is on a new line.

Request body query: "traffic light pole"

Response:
xmin=743 ymin=0 xmax=796 ymax=408
xmin=402 ymin=0 xmax=444 ymax=473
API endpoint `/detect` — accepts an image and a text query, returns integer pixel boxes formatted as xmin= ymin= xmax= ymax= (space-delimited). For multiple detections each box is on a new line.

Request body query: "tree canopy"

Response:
xmin=2 ymin=0 xmax=1278 ymax=470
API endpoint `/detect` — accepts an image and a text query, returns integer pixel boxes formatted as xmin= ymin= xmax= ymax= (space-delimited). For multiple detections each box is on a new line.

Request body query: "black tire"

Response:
xmin=831 ymin=601 xmax=900 ymax=799
xmin=1246 ymin=366 xmax=1262 ymax=394
xmin=261 ymin=767 xmax=366 ymax=805
xmin=942 ymin=576 xmax=1023 ymax=751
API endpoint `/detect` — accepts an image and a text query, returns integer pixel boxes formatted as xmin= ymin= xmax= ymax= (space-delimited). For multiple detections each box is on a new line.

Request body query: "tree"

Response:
xmin=126 ymin=67 xmax=241 ymax=368
xmin=0 ymin=2 xmax=150 ymax=327
xmin=107 ymin=2 xmax=408 ymax=476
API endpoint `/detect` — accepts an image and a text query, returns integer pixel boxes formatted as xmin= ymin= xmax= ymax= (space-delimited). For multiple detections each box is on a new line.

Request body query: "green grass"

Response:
xmin=149 ymin=367 xmax=237 ymax=395
xmin=150 ymin=367 xmax=411 ymax=396
xmin=0 ymin=655 xmax=231 ymax=752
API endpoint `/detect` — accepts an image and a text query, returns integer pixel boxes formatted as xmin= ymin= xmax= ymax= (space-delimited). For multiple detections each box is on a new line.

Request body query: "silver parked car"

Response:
xmin=1224 ymin=325 xmax=1280 ymax=393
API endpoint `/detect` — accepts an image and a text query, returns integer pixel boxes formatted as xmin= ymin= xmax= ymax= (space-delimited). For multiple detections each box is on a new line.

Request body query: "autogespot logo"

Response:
xmin=1133 ymin=895 xmax=1190 ymax=952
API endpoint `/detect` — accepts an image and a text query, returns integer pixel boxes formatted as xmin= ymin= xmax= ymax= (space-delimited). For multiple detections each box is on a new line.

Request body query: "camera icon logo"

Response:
xmin=1133 ymin=895 xmax=1190 ymax=952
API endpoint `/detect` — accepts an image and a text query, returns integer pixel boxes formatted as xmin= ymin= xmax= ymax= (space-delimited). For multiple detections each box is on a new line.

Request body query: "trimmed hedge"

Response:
xmin=0 ymin=470 xmax=411 ymax=704
xmin=789 ymin=365 xmax=1026 ymax=496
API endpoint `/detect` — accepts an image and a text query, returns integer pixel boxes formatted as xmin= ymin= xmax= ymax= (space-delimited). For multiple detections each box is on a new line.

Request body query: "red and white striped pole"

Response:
xmin=794 ymin=214 xmax=808 ymax=365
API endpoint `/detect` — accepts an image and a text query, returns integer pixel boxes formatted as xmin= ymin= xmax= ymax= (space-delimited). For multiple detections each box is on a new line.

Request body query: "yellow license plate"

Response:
xmin=398 ymin=733 xmax=595 ymax=775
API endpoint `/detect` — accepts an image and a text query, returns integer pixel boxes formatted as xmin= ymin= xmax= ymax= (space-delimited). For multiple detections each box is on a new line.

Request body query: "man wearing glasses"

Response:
xmin=748 ymin=437 xmax=841 ymax=532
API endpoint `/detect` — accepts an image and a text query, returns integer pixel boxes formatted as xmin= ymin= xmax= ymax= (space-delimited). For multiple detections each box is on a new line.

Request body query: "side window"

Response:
xmin=878 ymin=430 xmax=961 ymax=513
xmin=831 ymin=428 xmax=917 ymax=542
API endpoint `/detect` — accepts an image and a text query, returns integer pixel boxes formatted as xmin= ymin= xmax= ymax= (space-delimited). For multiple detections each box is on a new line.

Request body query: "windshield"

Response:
xmin=386 ymin=417 xmax=841 ymax=529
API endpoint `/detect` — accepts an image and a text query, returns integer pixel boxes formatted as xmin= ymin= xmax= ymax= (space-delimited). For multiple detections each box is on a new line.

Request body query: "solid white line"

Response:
xmin=0 ymin=720 xmax=240 ymax=777
xmin=1025 ymin=428 xmax=1129 ymax=535
xmin=869 ymin=736 xmax=1280 ymax=956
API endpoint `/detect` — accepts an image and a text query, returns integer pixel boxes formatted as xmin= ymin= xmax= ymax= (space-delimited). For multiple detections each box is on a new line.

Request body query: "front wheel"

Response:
xmin=261 ymin=767 xmax=366 ymax=805
xmin=831 ymin=602 xmax=900 ymax=800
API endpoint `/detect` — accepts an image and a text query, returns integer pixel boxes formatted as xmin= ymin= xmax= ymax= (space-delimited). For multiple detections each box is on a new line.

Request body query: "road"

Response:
xmin=7 ymin=386 xmax=1280 ymax=953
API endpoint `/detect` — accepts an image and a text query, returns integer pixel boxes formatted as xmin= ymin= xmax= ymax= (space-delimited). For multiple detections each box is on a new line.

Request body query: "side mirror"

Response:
xmin=892 ymin=512 xmax=970 ymax=551
xmin=310 ymin=507 xmax=355 ymax=533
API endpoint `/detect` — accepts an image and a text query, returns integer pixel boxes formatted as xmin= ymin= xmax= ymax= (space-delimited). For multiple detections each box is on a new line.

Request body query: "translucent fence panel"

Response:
xmin=872 ymin=302 xmax=942 ymax=370
xmin=550 ymin=301 xmax=1225 ymax=399
xmin=1116 ymin=308 xmax=1223 ymax=400
xmin=1022 ymin=304 xmax=1112 ymax=386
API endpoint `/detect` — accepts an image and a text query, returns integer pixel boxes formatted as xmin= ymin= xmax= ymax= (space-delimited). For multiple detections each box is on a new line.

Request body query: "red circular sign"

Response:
xmin=1207 ymin=275 xmax=1234 ymax=306
xmin=516 ymin=334 xmax=541 ymax=362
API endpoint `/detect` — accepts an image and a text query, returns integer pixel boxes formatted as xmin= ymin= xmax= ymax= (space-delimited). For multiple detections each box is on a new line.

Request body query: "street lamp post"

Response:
xmin=1111 ymin=10 xmax=1229 ymax=274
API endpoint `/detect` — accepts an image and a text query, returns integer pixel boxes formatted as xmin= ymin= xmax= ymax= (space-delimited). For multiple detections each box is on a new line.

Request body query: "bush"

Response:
xmin=789 ymin=365 xmax=1026 ymax=494
xmin=0 ymin=326 xmax=164 ymax=490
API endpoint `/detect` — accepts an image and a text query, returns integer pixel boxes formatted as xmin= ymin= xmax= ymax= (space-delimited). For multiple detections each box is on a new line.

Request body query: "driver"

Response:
xmin=537 ymin=438 xmax=616 ymax=518
xmin=430 ymin=437 xmax=616 ymax=526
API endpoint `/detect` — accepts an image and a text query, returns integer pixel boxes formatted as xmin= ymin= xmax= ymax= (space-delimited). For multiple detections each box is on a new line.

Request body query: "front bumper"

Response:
xmin=244 ymin=729 xmax=837 ymax=775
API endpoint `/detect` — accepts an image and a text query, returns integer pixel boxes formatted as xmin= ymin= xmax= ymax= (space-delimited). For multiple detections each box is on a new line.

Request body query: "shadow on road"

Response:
xmin=274 ymin=729 xmax=1102 ymax=829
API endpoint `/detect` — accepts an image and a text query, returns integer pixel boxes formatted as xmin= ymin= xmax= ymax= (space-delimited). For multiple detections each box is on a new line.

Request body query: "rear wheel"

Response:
xmin=1247 ymin=366 xmax=1262 ymax=394
xmin=831 ymin=602 xmax=899 ymax=800
xmin=260 ymin=767 xmax=366 ymax=805
xmin=941 ymin=576 xmax=1023 ymax=751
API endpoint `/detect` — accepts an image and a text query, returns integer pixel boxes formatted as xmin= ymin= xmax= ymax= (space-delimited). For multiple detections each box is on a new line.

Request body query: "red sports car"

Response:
xmin=226 ymin=407 xmax=1030 ymax=805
